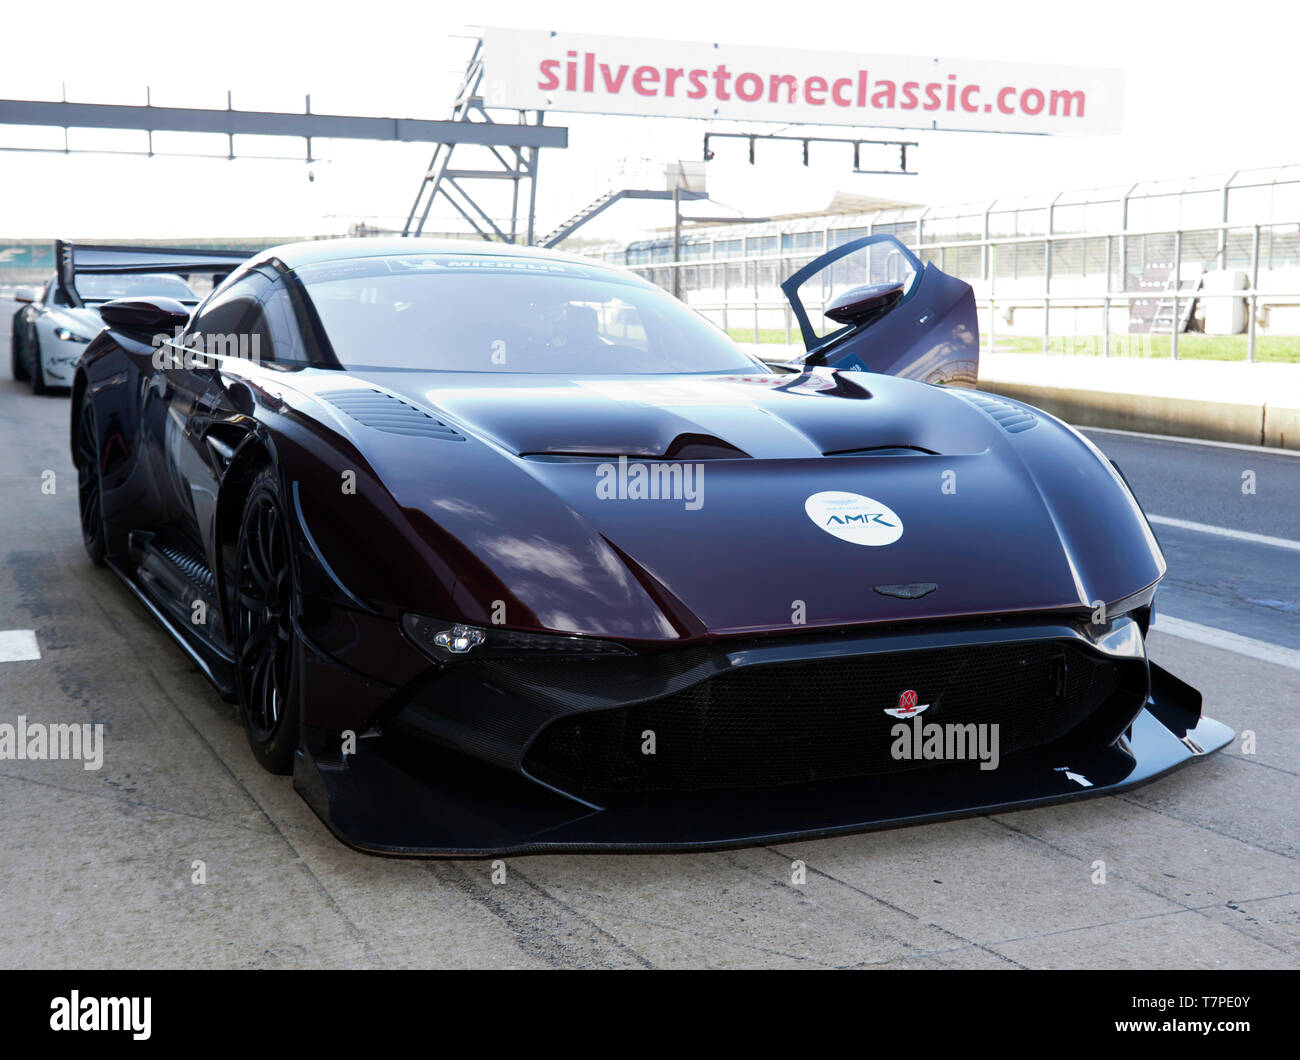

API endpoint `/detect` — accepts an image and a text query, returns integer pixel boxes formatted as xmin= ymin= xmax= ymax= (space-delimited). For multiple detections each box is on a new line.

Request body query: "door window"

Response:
xmin=184 ymin=272 xmax=271 ymax=365
xmin=782 ymin=234 xmax=922 ymax=350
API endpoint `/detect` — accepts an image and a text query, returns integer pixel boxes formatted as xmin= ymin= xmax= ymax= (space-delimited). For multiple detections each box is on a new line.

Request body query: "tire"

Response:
xmin=30 ymin=330 xmax=48 ymax=394
xmin=232 ymin=467 xmax=301 ymax=774
xmin=74 ymin=391 xmax=107 ymax=566
xmin=11 ymin=318 xmax=29 ymax=382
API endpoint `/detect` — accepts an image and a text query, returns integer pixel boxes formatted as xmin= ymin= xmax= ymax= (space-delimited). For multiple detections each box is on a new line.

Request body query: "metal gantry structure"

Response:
xmin=0 ymin=91 xmax=566 ymax=161
xmin=401 ymin=39 xmax=563 ymax=244
xmin=0 ymin=37 xmax=932 ymax=252
xmin=399 ymin=40 xmax=709 ymax=247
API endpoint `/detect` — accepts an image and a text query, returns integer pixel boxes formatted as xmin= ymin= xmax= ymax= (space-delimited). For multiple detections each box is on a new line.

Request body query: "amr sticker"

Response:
xmin=804 ymin=491 xmax=903 ymax=546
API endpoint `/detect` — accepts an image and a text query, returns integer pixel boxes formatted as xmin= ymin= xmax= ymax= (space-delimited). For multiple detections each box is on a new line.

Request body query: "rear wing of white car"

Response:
xmin=54 ymin=239 xmax=256 ymax=308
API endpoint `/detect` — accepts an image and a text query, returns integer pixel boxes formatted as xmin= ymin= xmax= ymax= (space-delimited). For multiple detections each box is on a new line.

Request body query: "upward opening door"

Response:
xmin=780 ymin=234 xmax=979 ymax=387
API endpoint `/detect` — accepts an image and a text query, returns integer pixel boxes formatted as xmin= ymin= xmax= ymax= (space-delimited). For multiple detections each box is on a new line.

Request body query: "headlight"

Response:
xmin=401 ymin=614 xmax=632 ymax=662
xmin=1088 ymin=583 xmax=1157 ymax=636
xmin=54 ymin=327 xmax=90 ymax=343
xmin=1106 ymin=583 xmax=1157 ymax=621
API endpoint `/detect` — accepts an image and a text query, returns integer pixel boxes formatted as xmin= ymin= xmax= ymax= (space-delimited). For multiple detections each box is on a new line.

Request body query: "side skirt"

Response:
xmin=106 ymin=554 xmax=239 ymax=702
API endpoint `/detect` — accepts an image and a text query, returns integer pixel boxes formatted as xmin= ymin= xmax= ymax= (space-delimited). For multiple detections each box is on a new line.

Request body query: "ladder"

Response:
xmin=1149 ymin=263 xmax=1205 ymax=334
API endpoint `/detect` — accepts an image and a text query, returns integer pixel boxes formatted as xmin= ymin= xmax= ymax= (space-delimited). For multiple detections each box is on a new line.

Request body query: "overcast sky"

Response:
xmin=0 ymin=0 xmax=1294 ymax=243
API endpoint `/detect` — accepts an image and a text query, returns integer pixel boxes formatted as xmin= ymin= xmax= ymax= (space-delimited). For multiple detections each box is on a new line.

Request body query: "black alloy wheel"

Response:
xmin=233 ymin=467 xmax=301 ymax=773
xmin=75 ymin=393 xmax=107 ymax=565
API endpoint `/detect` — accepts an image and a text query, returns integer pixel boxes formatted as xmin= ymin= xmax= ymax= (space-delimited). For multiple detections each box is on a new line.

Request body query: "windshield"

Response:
xmin=78 ymin=273 xmax=198 ymax=303
xmin=293 ymin=254 xmax=763 ymax=374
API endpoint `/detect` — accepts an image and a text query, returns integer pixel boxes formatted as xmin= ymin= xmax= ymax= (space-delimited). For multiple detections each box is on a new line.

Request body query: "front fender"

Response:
xmin=983 ymin=393 xmax=1165 ymax=611
xmin=270 ymin=397 xmax=681 ymax=641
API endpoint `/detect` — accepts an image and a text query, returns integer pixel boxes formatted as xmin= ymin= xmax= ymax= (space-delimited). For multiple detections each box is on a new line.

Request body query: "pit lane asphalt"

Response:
xmin=1 ymin=302 xmax=1296 ymax=969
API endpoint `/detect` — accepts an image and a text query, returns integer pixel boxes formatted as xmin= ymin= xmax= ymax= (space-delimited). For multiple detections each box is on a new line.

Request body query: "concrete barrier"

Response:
xmin=978 ymin=353 xmax=1300 ymax=451
xmin=979 ymin=381 xmax=1283 ymax=448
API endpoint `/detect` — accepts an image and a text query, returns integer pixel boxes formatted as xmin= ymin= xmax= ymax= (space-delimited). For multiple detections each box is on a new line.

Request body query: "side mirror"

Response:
xmin=100 ymin=297 xmax=191 ymax=334
xmin=13 ymin=287 xmax=37 ymax=304
xmin=825 ymin=282 xmax=906 ymax=327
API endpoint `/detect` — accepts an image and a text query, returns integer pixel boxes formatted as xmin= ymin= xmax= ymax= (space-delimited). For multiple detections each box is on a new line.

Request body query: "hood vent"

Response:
xmin=823 ymin=445 xmax=936 ymax=457
xmin=317 ymin=387 xmax=465 ymax=441
xmin=524 ymin=433 xmax=751 ymax=461
xmin=951 ymin=390 xmax=1038 ymax=434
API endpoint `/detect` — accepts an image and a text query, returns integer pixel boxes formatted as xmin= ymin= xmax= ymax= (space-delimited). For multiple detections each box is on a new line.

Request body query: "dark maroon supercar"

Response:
xmin=69 ymin=235 xmax=1232 ymax=855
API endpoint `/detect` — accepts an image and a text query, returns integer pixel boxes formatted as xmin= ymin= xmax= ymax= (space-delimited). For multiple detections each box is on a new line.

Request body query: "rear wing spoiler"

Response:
xmin=55 ymin=239 xmax=256 ymax=308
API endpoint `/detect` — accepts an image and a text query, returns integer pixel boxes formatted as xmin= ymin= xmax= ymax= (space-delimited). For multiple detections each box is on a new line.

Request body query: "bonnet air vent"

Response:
xmin=316 ymin=388 xmax=465 ymax=441
xmin=951 ymin=390 xmax=1039 ymax=434
xmin=523 ymin=433 xmax=751 ymax=461
xmin=823 ymin=445 xmax=936 ymax=457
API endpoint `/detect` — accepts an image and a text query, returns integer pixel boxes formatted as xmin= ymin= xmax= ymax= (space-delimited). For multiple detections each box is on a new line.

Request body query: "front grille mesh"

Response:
xmin=523 ymin=641 xmax=1122 ymax=794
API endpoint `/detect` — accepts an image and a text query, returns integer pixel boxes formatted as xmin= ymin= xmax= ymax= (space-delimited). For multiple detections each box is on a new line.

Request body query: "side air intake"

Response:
xmin=317 ymin=388 xmax=465 ymax=441
xmin=951 ymin=390 xmax=1039 ymax=434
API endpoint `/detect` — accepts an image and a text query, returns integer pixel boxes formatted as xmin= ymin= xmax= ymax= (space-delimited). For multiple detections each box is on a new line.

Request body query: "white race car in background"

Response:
xmin=10 ymin=241 xmax=254 ymax=394
xmin=11 ymin=272 xmax=198 ymax=392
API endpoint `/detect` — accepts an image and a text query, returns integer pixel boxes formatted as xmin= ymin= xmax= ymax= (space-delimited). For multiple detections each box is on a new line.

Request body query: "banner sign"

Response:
xmin=482 ymin=29 xmax=1123 ymax=135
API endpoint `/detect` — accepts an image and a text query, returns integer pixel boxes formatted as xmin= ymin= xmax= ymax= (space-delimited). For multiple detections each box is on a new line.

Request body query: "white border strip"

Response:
xmin=1147 ymin=514 xmax=1300 ymax=554
xmin=1152 ymin=615 xmax=1300 ymax=672
xmin=0 ymin=629 xmax=40 ymax=662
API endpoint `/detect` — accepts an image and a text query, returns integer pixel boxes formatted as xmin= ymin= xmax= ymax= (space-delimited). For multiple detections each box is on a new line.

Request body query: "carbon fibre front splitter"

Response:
xmin=292 ymin=665 xmax=1234 ymax=857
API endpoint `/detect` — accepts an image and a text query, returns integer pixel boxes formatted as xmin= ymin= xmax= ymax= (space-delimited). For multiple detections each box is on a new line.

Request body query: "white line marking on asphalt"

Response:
xmin=1152 ymin=615 xmax=1300 ymax=672
xmin=1083 ymin=426 xmax=1300 ymax=457
xmin=0 ymin=629 xmax=40 ymax=662
xmin=1147 ymin=514 xmax=1300 ymax=553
